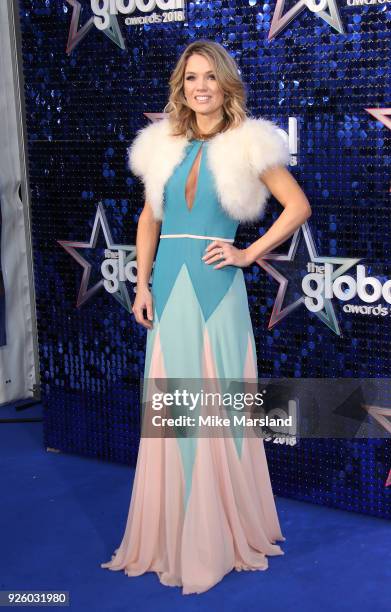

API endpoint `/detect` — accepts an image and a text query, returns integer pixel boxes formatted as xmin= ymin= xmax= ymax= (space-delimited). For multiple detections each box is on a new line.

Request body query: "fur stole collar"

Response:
xmin=128 ymin=115 xmax=290 ymax=224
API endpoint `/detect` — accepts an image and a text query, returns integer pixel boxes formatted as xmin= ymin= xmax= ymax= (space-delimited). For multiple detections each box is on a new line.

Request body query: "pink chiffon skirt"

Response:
xmin=101 ymin=265 xmax=285 ymax=594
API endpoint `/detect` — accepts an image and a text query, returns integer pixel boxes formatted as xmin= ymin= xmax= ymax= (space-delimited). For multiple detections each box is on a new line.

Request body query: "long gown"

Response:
xmin=101 ymin=136 xmax=285 ymax=595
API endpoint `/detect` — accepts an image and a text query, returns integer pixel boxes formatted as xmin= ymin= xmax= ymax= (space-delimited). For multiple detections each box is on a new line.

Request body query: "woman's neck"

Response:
xmin=195 ymin=113 xmax=224 ymax=136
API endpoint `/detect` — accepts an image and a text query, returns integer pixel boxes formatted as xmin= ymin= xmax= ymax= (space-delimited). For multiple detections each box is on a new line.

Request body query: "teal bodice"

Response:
xmin=151 ymin=139 xmax=242 ymax=323
xmin=160 ymin=139 xmax=239 ymax=239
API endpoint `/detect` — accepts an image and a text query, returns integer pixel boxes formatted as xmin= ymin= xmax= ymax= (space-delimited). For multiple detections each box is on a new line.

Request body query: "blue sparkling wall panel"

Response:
xmin=17 ymin=0 xmax=390 ymax=518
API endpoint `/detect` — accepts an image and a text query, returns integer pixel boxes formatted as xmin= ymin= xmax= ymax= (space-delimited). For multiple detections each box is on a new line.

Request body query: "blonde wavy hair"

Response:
xmin=163 ymin=39 xmax=249 ymax=140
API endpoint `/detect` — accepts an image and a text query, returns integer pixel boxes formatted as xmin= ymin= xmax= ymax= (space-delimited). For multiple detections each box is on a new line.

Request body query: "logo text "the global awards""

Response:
xmin=302 ymin=263 xmax=391 ymax=316
xmin=91 ymin=0 xmax=186 ymax=28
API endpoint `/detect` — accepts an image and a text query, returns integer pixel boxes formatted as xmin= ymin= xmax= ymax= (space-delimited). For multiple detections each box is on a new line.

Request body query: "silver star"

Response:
xmin=268 ymin=0 xmax=345 ymax=40
xmin=256 ymin=221 xmax=361 ymax=336
xmin=66 ymin=0 xmax=125 ymax=54
xmin=57 ymin=202 xmax=136 ymax=313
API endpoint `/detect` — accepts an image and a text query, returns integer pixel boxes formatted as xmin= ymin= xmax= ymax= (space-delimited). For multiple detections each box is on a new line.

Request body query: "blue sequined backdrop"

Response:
xmin=17 ymin=0 xmax=390 ymax=518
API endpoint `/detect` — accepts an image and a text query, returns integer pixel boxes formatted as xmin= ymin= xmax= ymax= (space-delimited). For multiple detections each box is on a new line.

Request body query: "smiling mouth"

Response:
xmin=195 ymin=96 xmax=211 ymax=101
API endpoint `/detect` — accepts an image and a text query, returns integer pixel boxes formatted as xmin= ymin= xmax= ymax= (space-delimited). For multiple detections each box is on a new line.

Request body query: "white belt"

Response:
xmin=160 ymin=233 xmax=234 ymax=242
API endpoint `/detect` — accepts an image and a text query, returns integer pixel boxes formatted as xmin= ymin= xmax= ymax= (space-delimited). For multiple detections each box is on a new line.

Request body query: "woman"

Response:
xmin=101 ymin=39 xmax=311 ymax=595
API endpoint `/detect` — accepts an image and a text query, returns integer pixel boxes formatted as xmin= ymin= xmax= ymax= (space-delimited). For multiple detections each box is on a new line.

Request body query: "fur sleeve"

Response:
xmin=125 ymin=117 xmax=187 ymax=221
xmin=127 ymin=120 xmax=160 ymax=180
xmin=246 ymin=117 xmax=290 ymax=176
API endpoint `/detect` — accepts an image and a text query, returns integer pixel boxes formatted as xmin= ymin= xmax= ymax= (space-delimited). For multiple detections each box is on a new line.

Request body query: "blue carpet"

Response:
xmin=1 ymin=404 xmax=390 ymax=612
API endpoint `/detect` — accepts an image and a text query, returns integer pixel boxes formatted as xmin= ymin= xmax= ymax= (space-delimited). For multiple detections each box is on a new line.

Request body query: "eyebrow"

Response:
xmin=185 ymin=70 xmax=215 ymax=75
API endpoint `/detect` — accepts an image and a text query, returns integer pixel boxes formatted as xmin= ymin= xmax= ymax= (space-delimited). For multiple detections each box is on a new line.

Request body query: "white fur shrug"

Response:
xmin=127 ymin=115 xmax=290 ymax=224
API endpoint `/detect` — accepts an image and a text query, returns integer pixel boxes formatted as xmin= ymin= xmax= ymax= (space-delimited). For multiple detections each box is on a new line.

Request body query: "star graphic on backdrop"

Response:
xmin=256 ymin=221 xmax=361 ymax=335
xmin=365 ymin=108 xmax=391 ymax=193
xmin=58 ymin=202 xmax=136 ymax=312
xmin=268 ymin=0 xmax=345 ymax=40
xmin=65 ymin=0 xmax=125 ymax=54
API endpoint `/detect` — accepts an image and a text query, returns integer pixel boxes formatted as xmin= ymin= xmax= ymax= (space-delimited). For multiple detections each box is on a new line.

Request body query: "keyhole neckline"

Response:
xmin=184 ymin=140 xmax=204 ymax=214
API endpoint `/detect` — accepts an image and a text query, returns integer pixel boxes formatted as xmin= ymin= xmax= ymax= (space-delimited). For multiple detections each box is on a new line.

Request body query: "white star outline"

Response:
xmin=57 ymin=202 xmax=136 ymax=312
xmin=268 ymin=0 xmax=345 ymax=40
xmin=256 ymin=221 xmax=361 ymax=336
xmin=65 ymin=0 xmax=125 ymax=54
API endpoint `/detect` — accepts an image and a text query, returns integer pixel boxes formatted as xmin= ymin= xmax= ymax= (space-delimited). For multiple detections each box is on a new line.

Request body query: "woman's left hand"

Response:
xmin=202 ymin=240 xmax=253 ymax=269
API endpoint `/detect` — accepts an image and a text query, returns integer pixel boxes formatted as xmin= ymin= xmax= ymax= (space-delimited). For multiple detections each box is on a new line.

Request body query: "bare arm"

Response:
xmin=244 ymin=166 xmax=312 ymax=263
xmin=132 ymin=201 xmax=161 ymax=329
xmin=135 ymin=201 xmax=161 ymax=289
xmin=203 ymin=165 xmax=312 ymax=268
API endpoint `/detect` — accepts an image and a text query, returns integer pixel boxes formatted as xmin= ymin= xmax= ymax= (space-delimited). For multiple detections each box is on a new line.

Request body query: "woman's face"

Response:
xmin=183 ymin=53 xmax=225 ymax=119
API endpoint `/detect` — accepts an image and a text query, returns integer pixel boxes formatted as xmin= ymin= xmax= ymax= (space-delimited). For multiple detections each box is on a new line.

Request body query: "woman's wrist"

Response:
xmin=136 ymin=281 xmax=150 ymax=292
xmin=243 ymin=245 xmax=259 ymax=267
xmin=244 ymin=236 xmax=270 ymax=266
